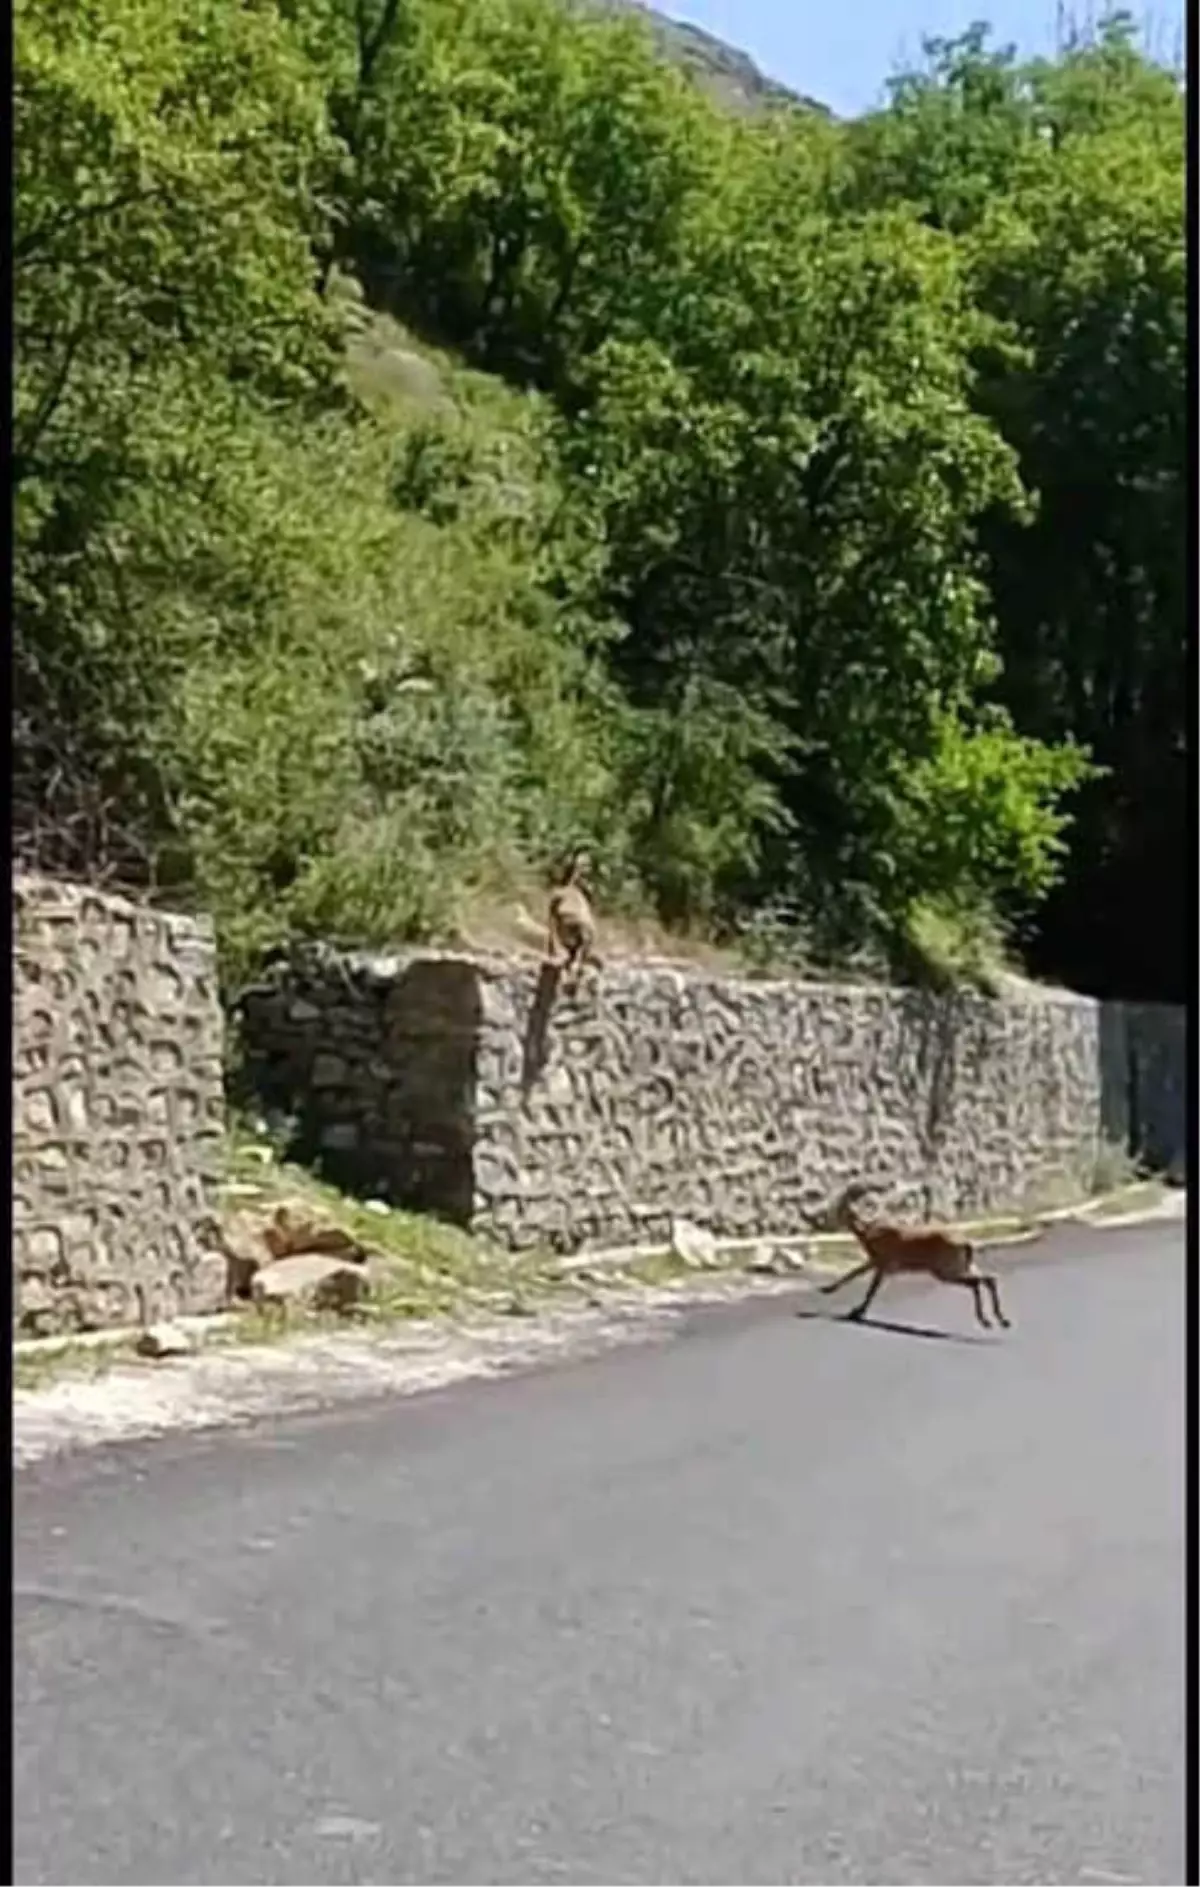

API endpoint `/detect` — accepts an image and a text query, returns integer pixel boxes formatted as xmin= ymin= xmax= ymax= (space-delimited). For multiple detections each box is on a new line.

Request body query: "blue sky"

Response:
xmin=647 ymin=0 xmax=1184 ymax=117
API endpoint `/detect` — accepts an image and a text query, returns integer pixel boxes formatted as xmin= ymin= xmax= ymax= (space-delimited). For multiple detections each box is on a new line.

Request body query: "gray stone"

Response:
xmin=251 ymin=1254 xmax=370 ymax=1315
xmin=26 ymin=1227 xmax=64 ymax=1270
xmin=23 ymin=1091 xmax=55 ymax=1134
xmin=745 ymin=1244 xmax=808 ymax=1276
xmin=745 ymin=1246 xmax=780 ymax=1274
xmin=191 ymin=1250 xmax=229 ymax=1313
xmin=312 ymin=1052 xmax=348 ymax=1088
xmin=320 ymin=1122 xmax=360 ymax=1153
xmin=670 ymin=1217 xmax=718 ymax=1268
xmin=135 ymin=1322 xmax=196 ymax=1359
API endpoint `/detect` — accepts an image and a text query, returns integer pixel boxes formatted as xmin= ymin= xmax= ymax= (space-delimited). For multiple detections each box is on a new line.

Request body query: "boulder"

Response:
xmin=260 ymin=1202 xmax=367 ymax=1264
xmin=746 ymin=1243 xmax=808 ymax=1276
xmin=669 ymin=1216 xmax=718 ymax=1268
xmin=135 ymin=1322 xmax=196 ymax=1359
xmin=222 ymin=1200 xmax=371 ymax=1300
xmin=251 ymin=1254 xmax=370 ymax=1316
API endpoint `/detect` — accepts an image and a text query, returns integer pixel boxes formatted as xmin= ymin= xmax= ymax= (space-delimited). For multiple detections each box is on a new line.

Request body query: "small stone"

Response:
xmin=544 ymin=1065 xmax=573 ymax=1103
xmin=23 ymin=1090 xmax=55 ymax=1134
xmin=669 ymin=1216 xmax=718 ymax=1268
xmin=27 ymin=1227 xmax=64 ymax=1269
xmin=190 ymin=1250 xmax=229 ymax=1313
xmin=746 ymin=1244 xmax=800 ymax=1275
xmin=311 ymin=1052 xmax=348 ymax=1088
xmin=319 ymin=1122 xmax=359 ymax=1153
xmin=135 ymin=1322 xmax=196 ymax=1359
xmin=251 ymin=1254 xmax=370 ymax=1316
xmin=17 ymin=1276 xmax=55 ymax=1318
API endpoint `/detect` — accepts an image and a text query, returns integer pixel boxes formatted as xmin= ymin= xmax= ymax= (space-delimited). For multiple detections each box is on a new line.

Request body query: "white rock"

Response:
xmin=669 ymin=1217 xmax=718 ymax=1268
xmin=251 ymin=1254 xmax=370 ymax=1316
xmin=135 ymin=1322 xmax=196 ymax=1360
xmin=747 ymin=1243 xmax=807 ymax=1276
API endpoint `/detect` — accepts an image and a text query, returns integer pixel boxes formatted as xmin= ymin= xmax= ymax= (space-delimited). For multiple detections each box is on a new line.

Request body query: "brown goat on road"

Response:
xmin=819 ymin=1180 xmax=1012 ymax=1331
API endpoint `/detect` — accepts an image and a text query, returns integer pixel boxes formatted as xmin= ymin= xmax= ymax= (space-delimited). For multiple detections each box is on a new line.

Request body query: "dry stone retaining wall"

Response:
xmin=13 ymin=886 xmax=1182 ymax=1338
xmin=238 ymin=949 xmax=1184 ymax=1253
xmin=12 ymin=876 xmax=227 ymax=1336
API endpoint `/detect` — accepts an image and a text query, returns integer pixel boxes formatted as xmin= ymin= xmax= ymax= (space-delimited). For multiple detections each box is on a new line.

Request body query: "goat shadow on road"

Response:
xmin=793 ymin=1304 xmax=998 ymax=1346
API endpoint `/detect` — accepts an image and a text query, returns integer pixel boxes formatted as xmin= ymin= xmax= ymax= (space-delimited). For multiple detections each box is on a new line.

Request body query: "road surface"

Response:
xmin=14 ymin=1220 xmax=1185 ymax=1885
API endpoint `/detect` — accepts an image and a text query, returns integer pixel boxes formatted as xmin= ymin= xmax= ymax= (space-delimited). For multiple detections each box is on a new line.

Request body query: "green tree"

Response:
xmin=13 ymin=0 xmax=342 ymax=874
xmin=563 ymin=205 xmax=1078 ymax=954
xmin=316 ymin=0 xmax=728 ymax=393
xmin=13 ymin=0 xmax=628 ymax=977
xmin=839 ymin=14 xmax=1185 ymax=996
xmin=15 ymin=0 xmax=1134 ymax=994
xmin=969 ymin=68 xmax=1185 ymax=994
xmin=836 ymin=23 xmax=1040 ymax=234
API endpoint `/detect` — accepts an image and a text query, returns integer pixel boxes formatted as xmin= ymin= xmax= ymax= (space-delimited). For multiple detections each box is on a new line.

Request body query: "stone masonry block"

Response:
xmin=12 ymin=875 xmax=227 ymax=1336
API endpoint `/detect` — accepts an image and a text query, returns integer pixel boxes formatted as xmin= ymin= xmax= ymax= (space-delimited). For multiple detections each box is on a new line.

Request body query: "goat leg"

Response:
xmin=846 ymin=1267 xmax=885 ymax=1322
xmin=819 ymin=1258 xmax=873 ymax=1296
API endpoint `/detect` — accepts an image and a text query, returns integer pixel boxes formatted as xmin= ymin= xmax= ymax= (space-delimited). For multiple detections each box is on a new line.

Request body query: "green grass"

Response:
xmin=225 ymin=1118 xmax=599 ymax=1322
xmin=1075 ymin=1177 xmax=1167 ymax=1222
xmin=12 ymin=1340 xmax=133 ymax=1393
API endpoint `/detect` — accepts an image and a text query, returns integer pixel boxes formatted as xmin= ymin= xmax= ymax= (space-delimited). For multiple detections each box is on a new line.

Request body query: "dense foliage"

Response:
xmin=14 ymin=0 xmax=1185 ymax=996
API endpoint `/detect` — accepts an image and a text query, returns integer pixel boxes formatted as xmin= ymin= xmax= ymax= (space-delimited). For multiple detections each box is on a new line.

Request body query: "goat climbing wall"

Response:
xmin=13 ymin=875 xmax=227 ymax=1335
xmin=239 ymin=949 xmax=1180 ymax=1253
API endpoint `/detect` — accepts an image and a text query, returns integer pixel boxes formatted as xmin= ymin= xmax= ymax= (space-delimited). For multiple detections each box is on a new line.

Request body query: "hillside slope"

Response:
xmin=582 ymin=0 xmax=830 ymax=114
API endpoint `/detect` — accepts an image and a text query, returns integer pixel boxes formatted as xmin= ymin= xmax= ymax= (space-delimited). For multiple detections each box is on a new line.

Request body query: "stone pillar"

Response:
xmin=13 ymin=876 xmax=226 ymax=1335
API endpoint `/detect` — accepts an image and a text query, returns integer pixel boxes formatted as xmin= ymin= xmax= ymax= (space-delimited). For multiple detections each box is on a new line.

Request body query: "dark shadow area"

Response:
xmin=234 ymin=951 xmax=481 ymax=1223
xmin=894 ymin=989 xmax=965 ymax=1214
xmin=520 ymin=958 xmax=562 ymax=1099
xmin=793 ymin=1304 xmax=996 ymax=1345
xmin=1099 ymin=999 xmax=1185 ymax=1178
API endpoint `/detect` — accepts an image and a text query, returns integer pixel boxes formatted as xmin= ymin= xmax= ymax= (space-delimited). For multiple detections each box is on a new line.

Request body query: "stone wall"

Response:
xmin=1100 ymin=1000 xmax=1188 ymax=1180
xmin=238 ymin=949 xmax=1184 ymax=1253
xmin=13 ymin=876 xmax=227 ymax=1336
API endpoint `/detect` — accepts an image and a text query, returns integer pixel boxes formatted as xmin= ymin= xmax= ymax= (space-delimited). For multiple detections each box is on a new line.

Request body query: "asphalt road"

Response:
xmin=14 ymin=1220 xmax=1186 ymax=1886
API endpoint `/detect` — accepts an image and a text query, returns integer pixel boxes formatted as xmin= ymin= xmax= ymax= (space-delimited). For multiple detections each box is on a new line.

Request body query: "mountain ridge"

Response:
xmin=583 ymin=0 xmax=832 ymax=116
